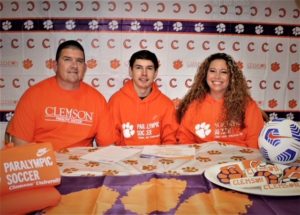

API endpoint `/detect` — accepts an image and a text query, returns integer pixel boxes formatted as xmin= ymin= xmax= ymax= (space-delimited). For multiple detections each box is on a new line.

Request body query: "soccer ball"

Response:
xmin=258 ymin=118 xmax=300 ymax=164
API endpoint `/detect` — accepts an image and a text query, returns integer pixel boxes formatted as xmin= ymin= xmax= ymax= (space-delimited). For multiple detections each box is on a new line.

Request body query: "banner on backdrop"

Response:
xmin=0 ymin=0 xmax=299 ymax=124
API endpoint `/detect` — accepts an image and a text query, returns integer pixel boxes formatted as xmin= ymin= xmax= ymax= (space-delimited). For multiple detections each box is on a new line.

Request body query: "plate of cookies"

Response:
xmin=204 ymin=160 xmax=300 ymax=196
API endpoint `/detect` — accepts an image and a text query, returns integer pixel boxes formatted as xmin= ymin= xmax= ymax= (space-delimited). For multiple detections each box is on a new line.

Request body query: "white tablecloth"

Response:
xmin=55 ymin=141 xmax=275 ymax=176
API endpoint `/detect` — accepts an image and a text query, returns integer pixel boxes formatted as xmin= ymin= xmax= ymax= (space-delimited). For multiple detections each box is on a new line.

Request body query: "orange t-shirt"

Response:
xmin=176 ymin=95 xmax=264 ymax=148
xmin=8 ymin=77 xmax=113 ymax=151
xmin=108 ymin=80 xmax=179 ymax=146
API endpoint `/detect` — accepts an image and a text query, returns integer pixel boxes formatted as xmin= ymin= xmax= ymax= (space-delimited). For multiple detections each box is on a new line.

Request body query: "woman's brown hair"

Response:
xmin=177 ymin=53 xmax=252 ymax=131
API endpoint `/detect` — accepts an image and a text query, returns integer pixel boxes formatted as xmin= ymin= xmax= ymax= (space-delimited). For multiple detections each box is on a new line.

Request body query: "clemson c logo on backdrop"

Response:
xmin=0 ymin=142 xmax=61 ymax=195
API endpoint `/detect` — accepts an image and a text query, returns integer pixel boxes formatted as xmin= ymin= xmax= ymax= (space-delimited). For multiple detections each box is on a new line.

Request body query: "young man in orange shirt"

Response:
xmin=108 ymin=50 xmax=179 ymax=145
xmin=7 ymin=40 xmax=113 ymax=151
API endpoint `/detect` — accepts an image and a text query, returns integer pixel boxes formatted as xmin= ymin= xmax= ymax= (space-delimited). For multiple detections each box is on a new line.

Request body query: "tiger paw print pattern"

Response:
xmin=254 ymin=171 xmax=279 ymax=184
xmin=230 ymin=156 xmax=245 ymax=161
xmin=142 ymin=165 xmax=157 ymax=171
xmin=196 ymin=156 xmax=211 ymax=162
xmin=84 ymin=161 xmax=100 ymax=167
xmin=164 ymin=170 xmax=180 ymax=176
xmin=63 ymin=167 xmax=79 ymax=174
xmin=69 ymin=155 xmax=80 ymax=160
xmin=182 ymin=166 xmax=199 ymax=173
xmin=123 ymin=160 xmax=138 ymax=165
xmin=207 ymin=150 xmax=221 ymax=155
xmin=159 ymin=159 xmax=174 ymax=165
xmin=217 ymin=165 xmax=244 ymax=184
xmin=103 ymin=170 xmax=119 ymax=176
xmin=58 ymin=148 xmax=70 ymax=153
xmin=216 ymin=161 xmax=298 ymax=186
xmin=282 ymin=166 xmax=300 ymax=183
xmin=239 ymin=148 xmax=254 ymax=154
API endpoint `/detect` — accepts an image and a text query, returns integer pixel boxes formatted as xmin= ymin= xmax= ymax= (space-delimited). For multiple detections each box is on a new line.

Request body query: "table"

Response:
xmin=43 ymin=142 xmax=300 ymax=214
xmin=55 ymin=141 xmax=267 ymax=176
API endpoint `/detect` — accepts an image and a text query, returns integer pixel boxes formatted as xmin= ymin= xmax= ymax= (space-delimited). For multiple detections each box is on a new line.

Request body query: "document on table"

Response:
xmin=140 ymin=145 xmax=195 ymax=159
xmin=81 ymin=145 xmax=141 ymax=163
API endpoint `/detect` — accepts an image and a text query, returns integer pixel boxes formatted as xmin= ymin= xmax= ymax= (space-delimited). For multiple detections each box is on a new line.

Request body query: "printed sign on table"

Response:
xmin=0 ymin=142 xmax=61 ymax=194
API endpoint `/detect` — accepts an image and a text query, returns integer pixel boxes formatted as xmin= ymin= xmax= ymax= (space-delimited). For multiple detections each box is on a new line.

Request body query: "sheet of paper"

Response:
xmin=81 ymin=145 xmax=141 ymax=163
xmin=140 ymin=145 xmax=195 ymax=159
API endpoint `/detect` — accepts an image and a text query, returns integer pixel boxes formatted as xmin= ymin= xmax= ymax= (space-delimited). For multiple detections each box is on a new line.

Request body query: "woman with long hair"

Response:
xmin=176 ymin=53 xmax=264 ymax=148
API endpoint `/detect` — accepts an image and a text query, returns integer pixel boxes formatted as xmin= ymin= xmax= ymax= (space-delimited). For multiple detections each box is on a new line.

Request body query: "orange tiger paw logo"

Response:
xmin=142 ymin=165 xmax=157 ymax=171
xmin=23 ymin=59 xmax=33 ymax=69
xmin=189 ymin=144 xmax=201 ymax=149
xmin=291 ymin=63 xmax=299 ymax=73
xmin=288 ymin=99 xmax=297 ymax=109
xmin=86 ymin=59 xmax=97 ymax=69
xmin=282 ymin=166 xmax=300 ymax=183
xmin=84 ymin=173 xmax=98 ymax=176
xmin=45 ymin=59 xmax=55 ymax=69
xmin=182 ymin=166 xmax=198 ymax=173
xmin=268 ymin=99 xmax=278 ymax=108
xmin=57 ymin=162 xmax=63 ymax=167
xmin=196 ymin=156 xmax=211 ymax=162
xmin=164 ymin=170 xmax=180 ymax=175
xmin=173 ymin=59 xmax=183 ymax=70
xmin=58 ymin=148 xmax=70 ymax=153
xmin=103 ymin=170 xmax=119 ymax=176
xmin=63 ymin=167 xmax=79 ymax=174
xmin=254 ymin=171 xmax=279 ymax=184
xmin=240 ymin=148 xmax=254 ymax=153
xmin=218 ymin=142 xmax=228 ymax=146
xmin=84 ymin=161 xmax=100 ymax=167
xmin=110 ymin=58 xmax=120 ymax=69
xmin=207 ymin=150 xmax=221 ymax=155
xmin=217 ymin=164 xmax=244 ymax=184
xmin=271 ymin=62 xmax=280 ymax=72
xmin=231 ymin=156 xmax=245 ymax=161
xmin=87 ymin=148 xmax=98 ymax=153
xmin=124 ymin=160 xmax=138 ymax=165
xmin=159 ymin=159 xmax=174 ymax=165
xmin=69 ymin=155 xmax=80 ymax=160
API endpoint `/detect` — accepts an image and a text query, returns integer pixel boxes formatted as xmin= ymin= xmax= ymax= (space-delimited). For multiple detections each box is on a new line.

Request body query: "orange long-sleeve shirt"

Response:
xmin=108 ymin=80 xmax=179 ymax=146
xmin=177 ymin=95 xmax=264 ymax=148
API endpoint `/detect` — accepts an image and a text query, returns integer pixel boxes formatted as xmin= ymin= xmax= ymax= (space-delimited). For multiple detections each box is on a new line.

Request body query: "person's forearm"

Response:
xmin=11 ymin=136 xmax=29 ymax=146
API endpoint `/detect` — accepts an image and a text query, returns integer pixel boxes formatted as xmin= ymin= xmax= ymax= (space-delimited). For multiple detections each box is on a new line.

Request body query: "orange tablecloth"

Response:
xmin=42 ymin=142 xmax=300 ymax=214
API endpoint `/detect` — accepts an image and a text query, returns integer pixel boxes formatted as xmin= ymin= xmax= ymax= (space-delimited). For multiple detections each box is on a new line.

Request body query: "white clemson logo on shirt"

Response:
xmin=122 ymin=122 xmax=135 ymax=138
xmin=195 ymin=122 xmax=211 ymax=138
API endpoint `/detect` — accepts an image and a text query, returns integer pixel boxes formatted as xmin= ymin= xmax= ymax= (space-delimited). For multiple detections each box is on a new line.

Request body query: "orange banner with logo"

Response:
xmin=0 ymin=142 xmax=61 ymax=195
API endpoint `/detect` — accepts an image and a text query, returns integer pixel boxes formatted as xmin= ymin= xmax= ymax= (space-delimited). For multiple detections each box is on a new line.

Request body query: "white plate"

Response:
xmin=204 ymin=162 xmax=300 ymax=196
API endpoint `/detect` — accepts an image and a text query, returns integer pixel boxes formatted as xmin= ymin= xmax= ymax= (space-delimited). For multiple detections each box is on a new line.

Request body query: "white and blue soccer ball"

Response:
xmin=258 ymin=118 xmax=300 ymax=164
